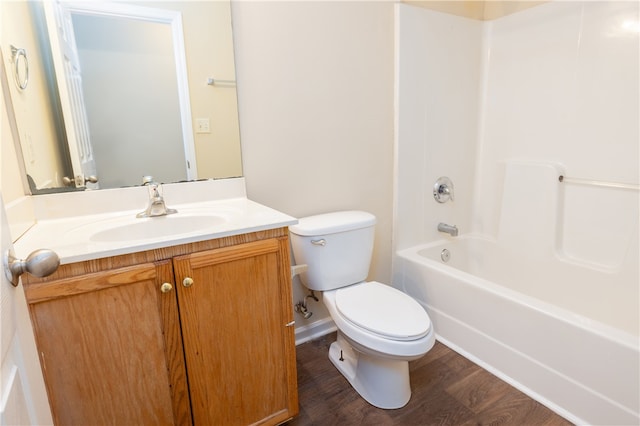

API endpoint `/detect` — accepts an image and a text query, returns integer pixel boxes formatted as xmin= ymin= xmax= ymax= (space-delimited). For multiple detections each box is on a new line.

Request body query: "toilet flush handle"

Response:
xmin=311 ymin=239 xmax=326 ymax=246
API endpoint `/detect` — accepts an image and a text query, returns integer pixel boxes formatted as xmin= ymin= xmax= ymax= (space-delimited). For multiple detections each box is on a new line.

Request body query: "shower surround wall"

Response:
xmin=395 ymin=0 xmax=638 ymax=253
xmin=394 ymin=1 xmax=639 ymax=423
xmin=475 ymin=1 xmax=638 ymax=259
xmin=394 ymin=7 xmax=482 ymax=249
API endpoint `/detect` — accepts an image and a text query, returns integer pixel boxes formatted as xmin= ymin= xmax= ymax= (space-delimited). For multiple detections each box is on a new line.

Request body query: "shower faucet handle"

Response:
xmin=433 ymin=176 xmax=454 ymax=203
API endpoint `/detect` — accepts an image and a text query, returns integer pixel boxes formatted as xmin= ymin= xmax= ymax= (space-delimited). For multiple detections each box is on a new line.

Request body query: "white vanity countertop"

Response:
xmin=12 ymin=179 xmax=298 ymax=264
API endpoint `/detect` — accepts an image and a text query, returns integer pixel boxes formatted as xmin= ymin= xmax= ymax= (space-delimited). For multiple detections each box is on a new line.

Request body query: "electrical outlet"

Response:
xmin=196 ymin=118 xmax=211 ymax=134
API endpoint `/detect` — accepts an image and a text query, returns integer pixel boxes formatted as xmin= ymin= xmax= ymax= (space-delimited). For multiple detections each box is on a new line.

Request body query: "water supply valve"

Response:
xmin=433 ymin=176 xmax=454 ymax=203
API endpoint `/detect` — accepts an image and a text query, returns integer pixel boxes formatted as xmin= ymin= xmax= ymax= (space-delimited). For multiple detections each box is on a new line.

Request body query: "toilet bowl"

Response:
xmin=325 ymin=281 xmax=433 ymax=358
xmin=289 ymin=211 xmax=435 ymax=409
xmin=323 ymin=281 xmax=435 ymax=408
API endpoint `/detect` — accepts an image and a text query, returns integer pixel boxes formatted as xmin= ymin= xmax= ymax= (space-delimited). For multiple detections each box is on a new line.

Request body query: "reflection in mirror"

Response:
xmin=66 ymin=4 xmax=194 ymax=190
xmin=1 ymin=0 xmax=242 ymax=194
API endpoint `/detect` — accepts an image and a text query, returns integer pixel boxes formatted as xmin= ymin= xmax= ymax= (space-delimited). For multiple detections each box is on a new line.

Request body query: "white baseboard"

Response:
xmin=295 ymin=317 xmax=336 ymax=346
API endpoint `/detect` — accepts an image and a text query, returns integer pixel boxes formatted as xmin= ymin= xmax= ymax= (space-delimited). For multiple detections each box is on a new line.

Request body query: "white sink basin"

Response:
xmin=89 ymin=214 xmax=228 ymax=242
xmin=63 ymin=211 xmax=231 ymax=244
xmin=14 ymin=189 xmax=298 ymax=264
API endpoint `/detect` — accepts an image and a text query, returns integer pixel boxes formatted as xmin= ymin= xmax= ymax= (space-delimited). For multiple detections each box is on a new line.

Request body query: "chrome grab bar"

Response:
xmin=558 ymin=175 xmax=639 ymax=191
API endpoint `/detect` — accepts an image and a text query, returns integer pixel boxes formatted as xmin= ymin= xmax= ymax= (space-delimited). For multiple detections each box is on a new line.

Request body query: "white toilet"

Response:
xmin=289 ymin=211 xmax=435 ymax=409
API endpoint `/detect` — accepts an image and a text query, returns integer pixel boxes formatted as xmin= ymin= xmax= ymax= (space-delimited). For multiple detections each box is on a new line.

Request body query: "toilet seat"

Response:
xmin=335 ymin=281 xmax=431 ymax=341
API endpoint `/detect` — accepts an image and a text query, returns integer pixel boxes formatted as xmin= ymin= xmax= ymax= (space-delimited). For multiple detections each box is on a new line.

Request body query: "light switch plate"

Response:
xmin=196 ymin=118 xmax=211 ymax=134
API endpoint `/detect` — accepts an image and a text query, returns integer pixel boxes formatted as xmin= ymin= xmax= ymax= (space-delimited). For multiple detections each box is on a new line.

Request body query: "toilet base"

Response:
xmin=328 ymin=332 xmax=411 ymax=409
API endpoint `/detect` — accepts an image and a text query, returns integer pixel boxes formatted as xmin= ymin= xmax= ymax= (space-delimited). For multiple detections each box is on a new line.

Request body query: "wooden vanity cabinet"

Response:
xmin=22 ymin=260 xmax=189 ymax=425
xmin=21 ymin=229 xmax=298 ymax=426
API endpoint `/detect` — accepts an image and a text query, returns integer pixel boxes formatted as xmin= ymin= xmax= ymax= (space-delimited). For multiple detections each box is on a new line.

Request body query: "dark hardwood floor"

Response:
xmin=288 ymin=332 xmax=572 ymax=426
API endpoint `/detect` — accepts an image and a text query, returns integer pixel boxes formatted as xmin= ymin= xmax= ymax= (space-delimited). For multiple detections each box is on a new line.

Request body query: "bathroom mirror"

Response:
xmin=2 ymin=0 xmax=242 ymax=194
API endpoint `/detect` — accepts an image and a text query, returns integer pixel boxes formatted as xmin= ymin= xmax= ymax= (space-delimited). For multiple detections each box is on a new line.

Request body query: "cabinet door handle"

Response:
xmin=160 ymin=283 xmax=173 ymax=293
xmin=182 ymin=277 xmax=194 ymax=288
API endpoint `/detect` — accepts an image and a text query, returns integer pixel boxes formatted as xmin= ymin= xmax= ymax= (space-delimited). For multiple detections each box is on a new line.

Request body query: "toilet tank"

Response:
xmin=289 ymin=211 xmax=376 ymax=291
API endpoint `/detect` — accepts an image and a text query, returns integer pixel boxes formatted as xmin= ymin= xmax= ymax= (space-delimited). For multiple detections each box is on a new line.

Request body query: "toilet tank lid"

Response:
xmin=289 ymin=211 xmax=376 ymax=236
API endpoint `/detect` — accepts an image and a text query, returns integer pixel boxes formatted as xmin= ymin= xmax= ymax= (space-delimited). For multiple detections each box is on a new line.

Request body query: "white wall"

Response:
xmin=233 ymin=1 xmax=395 ymax=334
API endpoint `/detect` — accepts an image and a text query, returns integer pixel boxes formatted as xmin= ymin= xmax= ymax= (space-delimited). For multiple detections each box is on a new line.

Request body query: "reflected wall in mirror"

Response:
xmin=1 ymin=0 xmax=242 ymax=194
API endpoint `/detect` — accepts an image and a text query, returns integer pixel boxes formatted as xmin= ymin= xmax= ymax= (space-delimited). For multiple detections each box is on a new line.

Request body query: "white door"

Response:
xmin=0 ymin=194 xmax=53 ymax=425
xmin=43 ymin=0 xmax=98 ymax=189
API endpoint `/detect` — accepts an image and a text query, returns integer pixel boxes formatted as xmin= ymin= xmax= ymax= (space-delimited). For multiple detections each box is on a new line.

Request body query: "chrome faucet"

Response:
xmin=137 ymin=178 xmax=177 ymax=218
xmin=437 ymin=222 xmax=458 ymax=237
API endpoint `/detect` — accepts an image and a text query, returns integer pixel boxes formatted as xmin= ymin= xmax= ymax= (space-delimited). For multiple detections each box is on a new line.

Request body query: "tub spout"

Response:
xmin=437 ymin=222 xmax=458 ymax=237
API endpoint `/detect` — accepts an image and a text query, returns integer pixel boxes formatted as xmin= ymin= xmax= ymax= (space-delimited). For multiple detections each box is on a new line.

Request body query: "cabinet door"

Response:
xmin=24 ymin=261 xmax=191 ymax=425
xmin=174 ymin=238 xmax=298 ymax=426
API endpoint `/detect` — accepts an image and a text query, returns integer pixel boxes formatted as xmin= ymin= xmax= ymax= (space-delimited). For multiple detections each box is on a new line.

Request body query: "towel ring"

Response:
xmin=10 ymin=45 xmax=29 ymax=90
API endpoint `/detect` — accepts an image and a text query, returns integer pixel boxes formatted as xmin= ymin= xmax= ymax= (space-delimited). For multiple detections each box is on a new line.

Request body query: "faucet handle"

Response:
xmin=150 ymin=184 xmax=161 ymax=199
xmin=433 ymin=176 xmax=454 ymax=203
xmin=141 ymin=176 xmax=162 ymax=198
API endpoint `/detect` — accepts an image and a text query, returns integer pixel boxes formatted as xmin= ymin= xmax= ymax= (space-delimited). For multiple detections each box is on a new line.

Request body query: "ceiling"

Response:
xmin=402 ymin=1 xmax=549 ymax=21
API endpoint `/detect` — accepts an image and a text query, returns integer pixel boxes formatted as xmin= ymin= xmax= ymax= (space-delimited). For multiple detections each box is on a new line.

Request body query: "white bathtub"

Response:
xmin=395 ymin=235 xmax=639 ymax=425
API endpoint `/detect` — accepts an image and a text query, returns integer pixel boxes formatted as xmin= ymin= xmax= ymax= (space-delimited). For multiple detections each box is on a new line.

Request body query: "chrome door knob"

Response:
xmin=4 ymin=248 xmax=60 ymax=287
xmin=62 ymin=175 xmax=99 ymax=187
